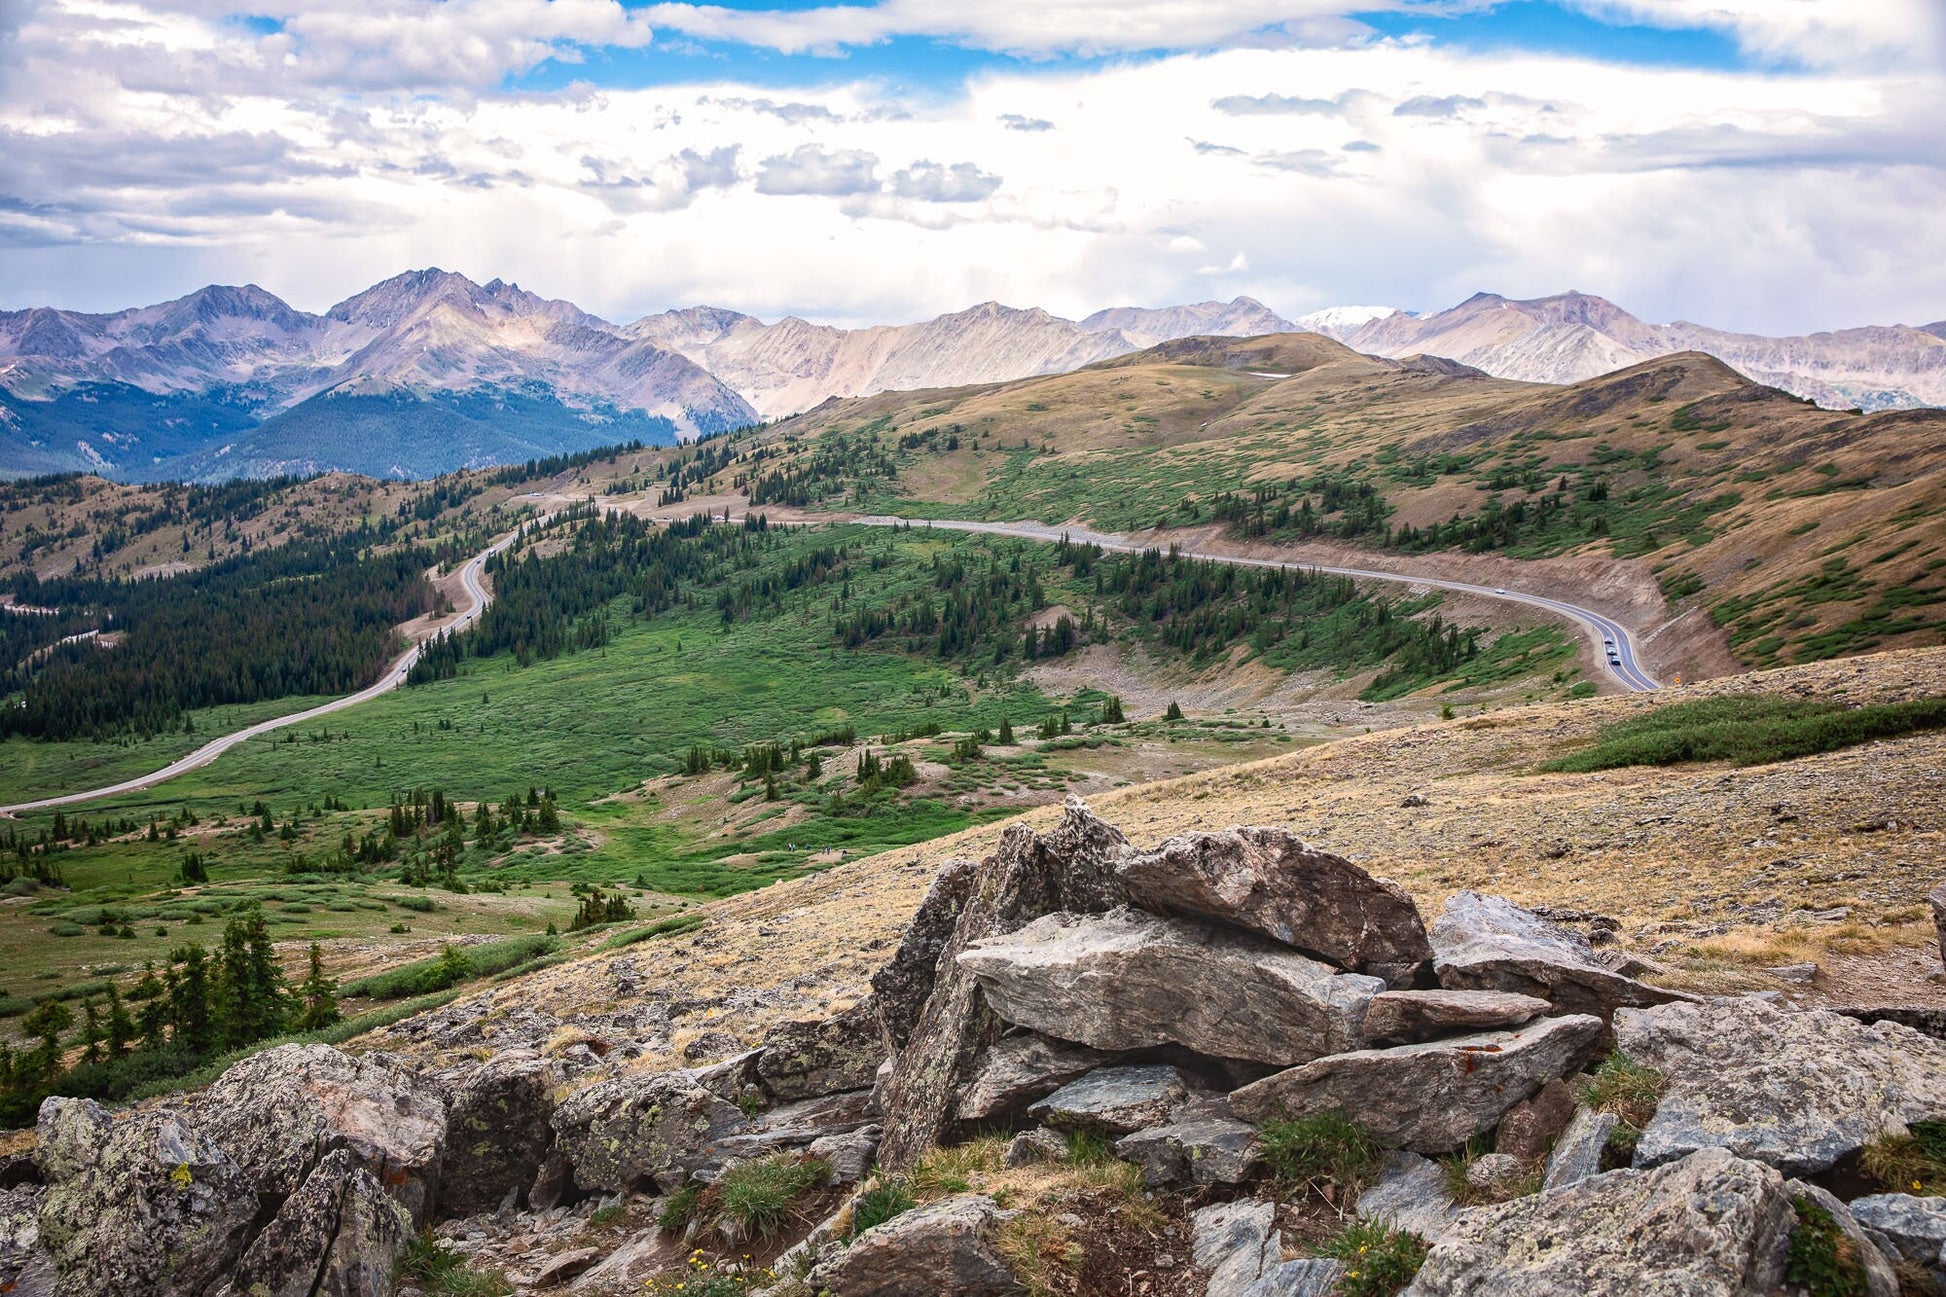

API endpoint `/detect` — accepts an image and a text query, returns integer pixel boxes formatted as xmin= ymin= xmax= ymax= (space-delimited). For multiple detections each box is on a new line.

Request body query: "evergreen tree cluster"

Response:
xmin=2 ymin=536 xmax=435 ymax=741
xmin=746 ymin=430 xmax=897 ymax=507
xmin=0 ymin=912 xmax=333 ymax=1128
xmin=1207 ymin=472 xmax=1392 ymax=542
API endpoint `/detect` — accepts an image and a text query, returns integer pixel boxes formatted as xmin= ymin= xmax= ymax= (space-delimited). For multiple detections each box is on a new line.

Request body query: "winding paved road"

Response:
xmin=0 ymin=526 xmax=524 ymax=815
xmin=850 ymin=515 xmax=1662 ymax=693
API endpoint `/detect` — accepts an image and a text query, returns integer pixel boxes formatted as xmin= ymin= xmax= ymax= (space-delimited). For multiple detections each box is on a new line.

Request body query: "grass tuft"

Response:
xmin=1784 ymin=1195 xmax=1868 ymax=1297
xmin=1259 ymin=1110 xmax=1384 ymax=1197
xmin=713 ymin=1153 xmax=831 ymax=1239
xmin=1317 ymin=1219 xmax=1431 ymax=1297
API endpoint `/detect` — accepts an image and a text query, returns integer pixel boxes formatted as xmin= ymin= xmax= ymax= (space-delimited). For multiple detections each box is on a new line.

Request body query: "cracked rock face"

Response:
xmin=806 ymin=1193 xmax=1018 ymax=1297
xmin=1025 ymin=1064 xmax=1195 ymax=1136
xmin=957 ymin=1032 xmax=1115 ymax=1122
xmin=214 ymin=1148 xmax=412 ymax=1297
xmin=550 ymin=1069 xmax=750 ymax=1194
xmin=1118 ymin=826 xmax=1433 ymax=986
xmin=190 ymin=1043 xmax=448 ymax=1225
xmin=35 ymin=1098 xmax=258 ymax=1297
xmin=755 ymin=999 xmax=889 ymax=1103
xmin=1430 ymin=891 xmax=1691 ymax=1022
xmin=957 ymin=906 xmax=1383 ymax=1067
xmin=438 ymin=1051 xmax=562 ymax=1218
xmin=1227 ymin=1014 xmax=1604 ymax=1153
xmin=1614 ymin=998 xmax=1946 ymax=1176
xmin=1404 ymin=1148 xmax=1796 ymax=1296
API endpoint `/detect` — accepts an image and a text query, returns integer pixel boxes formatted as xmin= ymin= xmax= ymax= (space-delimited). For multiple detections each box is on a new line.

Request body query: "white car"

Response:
xmin=1494 ymin=587 xmax=1507 ymax=594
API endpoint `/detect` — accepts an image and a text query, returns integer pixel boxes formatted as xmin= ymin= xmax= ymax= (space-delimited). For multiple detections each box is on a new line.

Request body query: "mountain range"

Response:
xmin=2 ymin=270 xmax=1940 ymax=481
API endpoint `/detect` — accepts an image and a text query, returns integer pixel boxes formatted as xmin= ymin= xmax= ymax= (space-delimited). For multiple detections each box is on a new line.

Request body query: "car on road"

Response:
xmin=1494 ymin=587 xmax=1507 ymax=594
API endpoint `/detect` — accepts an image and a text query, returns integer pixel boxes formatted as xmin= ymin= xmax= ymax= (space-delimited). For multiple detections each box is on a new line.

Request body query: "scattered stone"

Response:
xmin=958 ymin=906 xmax=1382 ymax=1067
xmin=551 ymin=1071 xmax=750 ymax=1194
xmin=681 ymin=1031 xmax=743 ymax=1063
xmin=957 ymin=1032 xmax=1114 ymax=1122
xmin=1495 ymin=1079 xmax=1576 ymax=1162
xmin=1229 ymin=1014 xmax=1604 ymax=1153
xmin=1430 ymin=892 xmax=1691 ymax=1022
xmin=1364 ymin=989 xmax=1550 ymax=1044
xmin=534 ymin=1245 xmax=602 ymax=1287
xmin=1541 ymin=1107 xmax=1618 ymax=1191
xmin=1848 ymin=1193 xmax=1946 ymax=1271
xmin=215 ymin=1148 xmax=413 ymax=1297
xmin=440 ymin=1051 xmax=561 ymax=1218
xmin=1191 ymin=1199 xmax=1280 ymax=1296
xmin=1113 ymin=1114 xmax=1261 ymax=1187
xmin=1118 ymin=826 xmax=1433 ymax=985
xmin=871 ymin=856 xmax=979 ymax=1051
xmin=1801 ymin=906 xmax=1851 ymax=922
xmin=806 ymin=1194 xmax=1018 ymax=1297
xmin=190 ymin=1044 xmax=448 ymax=1224
xmin=35 ymin=1099 xmax=258 ymax=1297
xmin=1614 ymin=998 xmax=1946 ymax=1175
xmin=807 ymin=1125 xmax=881 ymax=1185
xmin=1838 ymin=1005 xmax=1946 ymax=1041
xmin=1404 ymin=1148 xmax=1795 ymax=1296
xmin=1402 ymin=793 xmax=1431 ymax=808
xmin=1356 ymin=1151 xmax=1459 ymax=1242
xmin=1764 ymin=963 xmax=1817 ymax=984
xmin=1464 ymin=1152 xmax=1529 ymax=1199
xmin=755 ymin=1000 xmax=889 ymax=1103
xmin=877 ymin=800 xmax=1136 ymax=1171
xmin=1026 ymin=1064 xmax=1195 ymax=1137
xmin=1004 ymin=1128 xmax=1070 ymax=1168
xmin=711 ymin=1089 xmax=874 ymax=1163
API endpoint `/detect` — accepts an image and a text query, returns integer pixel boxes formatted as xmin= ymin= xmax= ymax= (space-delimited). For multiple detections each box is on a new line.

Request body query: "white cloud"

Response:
xmin=754 ymin=144 xmax=880 ymax=196
xmin=891 ymin=160 xmax=1002 ymax=202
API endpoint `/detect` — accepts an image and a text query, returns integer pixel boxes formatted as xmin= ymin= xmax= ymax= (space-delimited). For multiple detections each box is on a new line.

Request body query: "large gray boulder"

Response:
xmin=1403 ymin=1148 xmax=1796 ymax=1296
xmin=1363 ymin=989 xmax=1550 ymax=1044
xmin=957 ymin=906 xmax=1382 ymax=1067
xmin=876 ymin=800 xmax=1138 ymax=1170
xmin=551 ymin=1069 xmax=750 ymax=1194
xmin=957 ymin=1032 xmax=1115 ymax=1122
xmin=214 ymin=1149 xmax=413 ymax=1297
xmin=1119 ymin=827 xmax=1432 ymax=985
xmin=191 ymin=1043 xmax=448 ymax=1224
xmin=872 ymin=856 xmax=978 ymax=1051
xmin=1849 ymin=1193 xmax=1946 ymax=1272
xmin=1228 ymin=1014 xmax=1604 ymax=1153
xmin=35 ymin=1098 xmax=258 ymax=1297
xmin=1430 ymin=892 xmax=1691 ymax=1021
xmin=438 ymin=1051 xmax=562 ymax=1217
xmin=1025 ymin=1064 xmax=1194 ymax=1136
xmin=1357 ymin=1151 xmax=1460 ymax=1242
xmin=757 ymin=999 xmax=889 ymax=1103
xmin=1115 ymin=1112 xmax=1261 ymax=1187
xmin=1614 ymin=998 xmax=1946 ymax=1175
xmin=807 ymin=1193 xmax=1019 ymax=1296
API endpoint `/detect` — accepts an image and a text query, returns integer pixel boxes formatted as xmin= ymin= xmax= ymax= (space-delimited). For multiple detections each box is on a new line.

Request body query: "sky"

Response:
xmin=1 ymin=0 xmax=1942 ymax=332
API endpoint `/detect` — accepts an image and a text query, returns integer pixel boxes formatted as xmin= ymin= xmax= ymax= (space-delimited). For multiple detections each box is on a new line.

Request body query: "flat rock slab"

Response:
xmin=1191 ymin=1199 xmax=1280 ymax=1297
xmin=1119 ymin=826 xmax=1432 ymax=985
xmin=1115 ymin=1115 xmax=1262 ymax=1187
xmin=1850 ymin=1193 xmax=1946 ymax=1270
xmin=957 ymin=1032 xmax=1115 ymax=1122
xmin=1364 ymin=989 xmax=1551 ymax=1043
xmin=1229 ymin=1014 xmax=1604 ymax=1154
xmin=1541 ymin=1107 xmax=1618 ymax=1191
xmin=1027 ymin=1064 xmax=1194 ymax=1136
xmin=807 ymin=1193 xmax=1018 ymax=1297
xmin=1403 ymin=1148 xmax=1795 ymax=1296
xmin=1357 ymin=1151 xmax=1460 ymax=1242
xmin=1614 ymin=998 xmax=1946 ymax=1175
xmin=1430 ymin=891 xmax=1691 ymax=1022
xmin=959 ymin=906 xmax=1383 ymax=1067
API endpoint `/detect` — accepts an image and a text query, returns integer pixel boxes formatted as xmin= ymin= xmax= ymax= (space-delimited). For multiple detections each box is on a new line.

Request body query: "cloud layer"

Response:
xmin=0 ymin=0 xmax=1941 ymax=334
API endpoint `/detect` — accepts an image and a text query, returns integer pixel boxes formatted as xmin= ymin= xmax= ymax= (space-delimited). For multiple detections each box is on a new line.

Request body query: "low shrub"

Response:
xmin=1318 ymin=1220 xmax=1431 ymax=1297
xmin=1541 ymin=695 xmax=1946 ymax=773
xmin=1259 ymin=1110 xmax=1384 ymax=1195
xmin=849 ymin=1178 xmax=916 ymax=1237
xmin=343 ymin=935 xmax=558 ymax=999
xmin=714 ymin=1153 xmax=831 ymax=1239
xmin=1784 ymin=1195 xmax=1868 ymax=1297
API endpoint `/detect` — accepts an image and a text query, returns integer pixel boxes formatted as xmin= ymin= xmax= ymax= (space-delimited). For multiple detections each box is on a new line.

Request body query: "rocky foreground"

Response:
xmin=3 ymin=800 xmax=1944 ymax=1296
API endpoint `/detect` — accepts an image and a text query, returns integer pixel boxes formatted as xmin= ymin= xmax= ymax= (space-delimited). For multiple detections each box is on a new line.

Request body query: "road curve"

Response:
xmin=848 ymin=515 xmax=1661 ymax=693
xmin=0 ymin=525 xmax=527 ymax=816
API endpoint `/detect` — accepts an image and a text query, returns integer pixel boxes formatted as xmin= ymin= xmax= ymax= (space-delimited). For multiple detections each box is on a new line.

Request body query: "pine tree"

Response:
xmin=78 ymin=997 xmax=104 ymax=1066
xmin=997 ymin=717 xmax=1015 ymax=744
xmin=215 ymin=906 xmax=290 ymax=1048
xmin=169 ymin=943 xmax=217 ymax=1055
xmin=1164 ymin=701 xmax=1184 ymax=722
xmin=293 ymin=942 xmax=340 ymax=1032
xmin=104 ymin=985 xmax=135 ymax=1059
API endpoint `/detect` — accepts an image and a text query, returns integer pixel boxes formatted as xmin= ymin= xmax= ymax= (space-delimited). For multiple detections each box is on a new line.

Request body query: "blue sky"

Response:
xmin=1 ymin=0 xmax=1941 ymax=331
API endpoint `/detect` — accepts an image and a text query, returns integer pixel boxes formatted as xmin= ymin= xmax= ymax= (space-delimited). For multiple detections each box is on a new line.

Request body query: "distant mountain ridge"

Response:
xmin=3 ymin=273 xmax=1940 ymax=481
xmin=1314 ymin=291 xmax=1946 ymax=412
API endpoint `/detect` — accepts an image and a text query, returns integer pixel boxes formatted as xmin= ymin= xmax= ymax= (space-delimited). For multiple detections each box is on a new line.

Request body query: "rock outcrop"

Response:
xmin=1430 ymin=892 xmax=1690 ymax=1022
xmin=1227 ymin=1015 xmax=1604 ymax=1152
xmin=550 ymin=1070 xmax=750 ymax=1194
xmin=438 ymin=1051 xmax=561 ymax=1217
xmin=958 ymin=907 xmax=1382 ymax=1067
xmin=806 ymin=1194 xmax=1019 ymax=1297
xmin=1614 ymin=998 xmax=1946 ymax=1174
xmin=213 ymin=1149 xmax=412 ymax=1297
xmin=1119 ymin=827 xmax=1432 ymax=985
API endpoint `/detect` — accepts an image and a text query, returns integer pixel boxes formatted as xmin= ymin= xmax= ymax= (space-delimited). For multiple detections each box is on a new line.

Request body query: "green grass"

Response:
xmin=1258 ymin=1110 xmax=1384 ymax=1194
xmin=340 ymin=935 xmax=560 ymax=999
xmin=1784 ymin=1196 xmax=1869 ymax=1297
xmin=850 ymin=1178 xmax=917 ymax=1237
xmin=1541 ymin=695 xmax=1946 ymax=772
xmin=712 ymin=1153 xmax=832 ymax=1239
xmin=1318 ymin=1219 xmax=1431 ymax=1297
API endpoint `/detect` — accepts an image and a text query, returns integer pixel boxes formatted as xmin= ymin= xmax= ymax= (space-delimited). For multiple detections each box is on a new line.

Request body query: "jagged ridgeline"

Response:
xmin=407 ymin=510 xmax=1540 ymax=705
